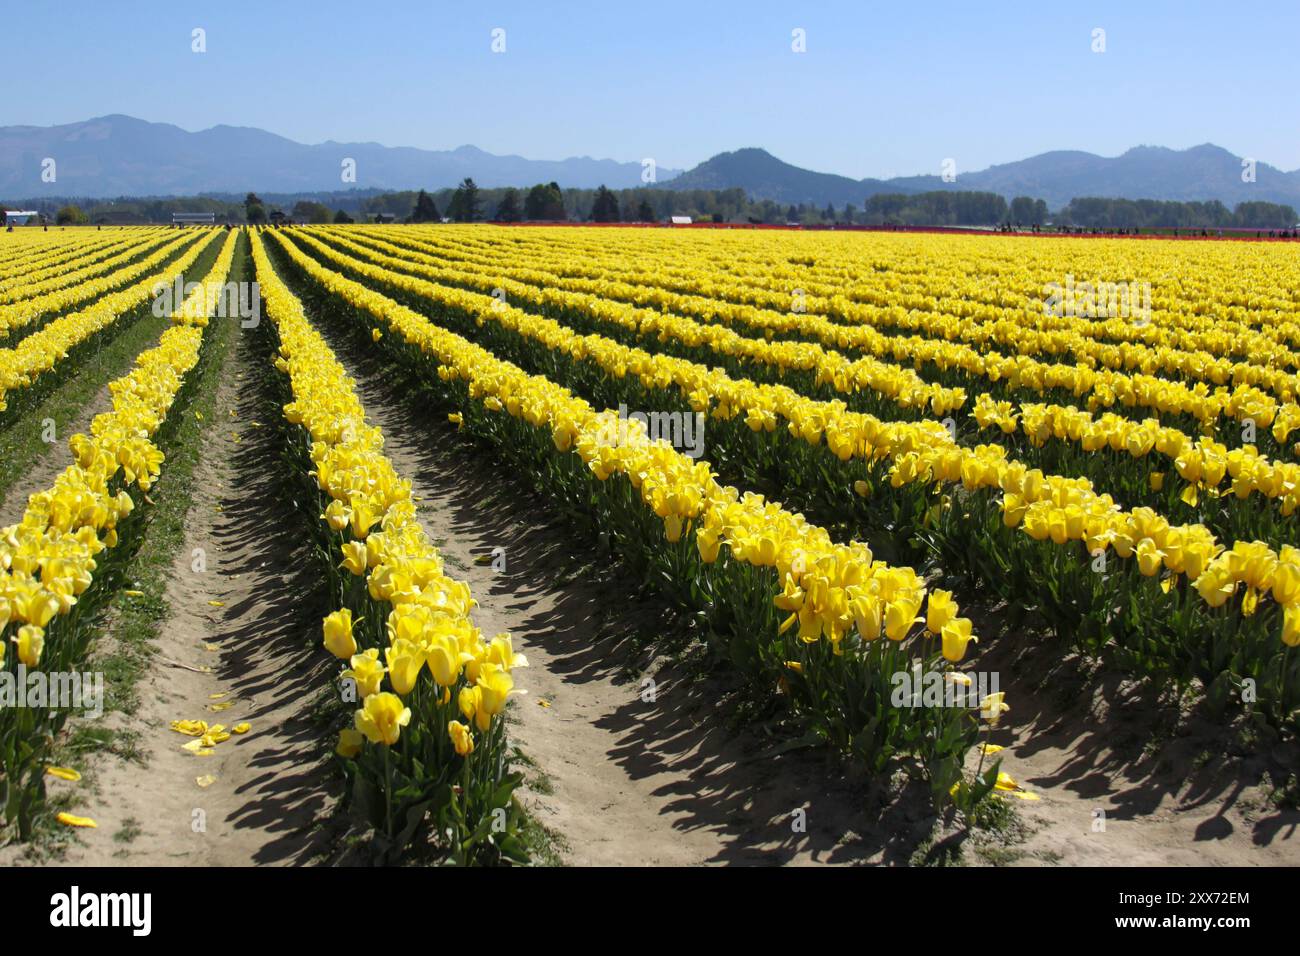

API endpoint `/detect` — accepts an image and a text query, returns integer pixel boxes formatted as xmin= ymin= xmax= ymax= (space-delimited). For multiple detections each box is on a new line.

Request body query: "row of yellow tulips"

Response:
xmin=315 ymin=227 xmax=966 ymax=416
xmin=249 ymin=229 xmax=529 ymax=862
xmin=417 ymin=225 xmax=1300 ymax=365
xmin=284 ymin=228 xmax=1296 ymax=648
xmin=0 ymin=228 xmax=149 ymax=275
xmin=0 ymin=231 xmax=212 ymax=411
xmin=0 ymin=229 xmax=161 ymax=288
xmin=0 ymin=231 xmax=169 ymax=303
xmin=0 ymin=228 xmax=238 ymax=837
xmin=346 ymin=226 xmax=1298 ymax=440
xmin=972 ymin=393 xmax=1299 ymax=512
xmin=266 ymin=226 xmax=999 ymax=807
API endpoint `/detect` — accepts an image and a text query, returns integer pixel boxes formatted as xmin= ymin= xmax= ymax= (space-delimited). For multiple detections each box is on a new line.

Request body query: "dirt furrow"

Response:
xmin=59 ymin=329 xmax=339 ymax=866
xmin=313 ymin=316 xmax=880 ymax=866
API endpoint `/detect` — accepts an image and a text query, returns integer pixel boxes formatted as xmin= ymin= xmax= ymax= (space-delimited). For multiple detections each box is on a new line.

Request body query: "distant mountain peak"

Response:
xmin=662 ymin=142 xmax=1300 ymax=209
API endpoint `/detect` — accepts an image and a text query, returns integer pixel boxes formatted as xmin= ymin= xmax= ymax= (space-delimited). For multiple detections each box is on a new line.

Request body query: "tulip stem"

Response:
xmin=383 ymin=744 xmax=393 ymax=839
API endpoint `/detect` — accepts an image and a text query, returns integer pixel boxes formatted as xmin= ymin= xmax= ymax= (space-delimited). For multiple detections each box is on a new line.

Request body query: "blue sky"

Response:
xmin=5 ymin=0 xmax=1296 ymax=177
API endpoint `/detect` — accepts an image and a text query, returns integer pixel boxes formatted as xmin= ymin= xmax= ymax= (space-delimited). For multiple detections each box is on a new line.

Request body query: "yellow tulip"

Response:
xmin=1272 ymin=563 xmax=1300 ymax=606
xmin=884 ymin=591 xmax=923 ymax=641
xmin=322 ymin=608 xmax=357 ymax=659
xmin=473 ymin=663 xmax=517 ymax=731
xmin=355 ymin=692 xmax=411 ymax=746
xmin=427 ymin=632 xmax=468 ymax=686
xmin=341 ymin=540 xmax=368 ymax=576
xmin=14 ymin=625 xmax=45 ymax=668
xmin=323 ymin=499 xmax=350 ymax=533
xmin=343 ymin=648 xmax=386 ymax=699
xmin=850 ymin=591 xmax=883 ymax=641
xmin=385 ymin=640 xmax=424 ymax=696
xmin=940 ymin=617 xmax=977 ymax=662
xmin=458 ymin=685 xmax=481 ymax=722
xmin=1282 ymin=604 xmax=1300 ymax=648
xmin=1135 ymin=538 xmax=1164 ymax=577
xmin=448 ymin=720 xmax=475 ymax=757
xmin=336 ymin=728 xmax=364 ymax=758
xmin=925 ymin=589 xmax=957 ymax=635
xmin=980 ymin=692 xmax=1010 ymax=724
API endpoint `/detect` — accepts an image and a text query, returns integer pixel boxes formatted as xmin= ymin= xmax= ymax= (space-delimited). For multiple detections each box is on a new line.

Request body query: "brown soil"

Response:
xmin=42 ymin=330 xmax=341 ymax=866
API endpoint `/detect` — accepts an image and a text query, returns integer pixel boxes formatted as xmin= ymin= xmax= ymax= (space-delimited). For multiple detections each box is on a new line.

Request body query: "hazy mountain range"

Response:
xmin=0 ymin=115 xmax=681 ymax=197
xmin=1 ymin=115 xmax=1297 ymax=209
xmin=663 ymin=146 xmax=1300 ymax=209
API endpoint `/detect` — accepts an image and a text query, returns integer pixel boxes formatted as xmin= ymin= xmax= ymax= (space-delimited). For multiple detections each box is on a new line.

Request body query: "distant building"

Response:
xmin=372 ymin=212 xmax=398 ymax=224
xmin=4 ymin=210 xmax=40 ymax=225
xmin=172 ymin=212 xmax=216 ymax=225
xmin=670 ymin=215 xmax=692 ymax=225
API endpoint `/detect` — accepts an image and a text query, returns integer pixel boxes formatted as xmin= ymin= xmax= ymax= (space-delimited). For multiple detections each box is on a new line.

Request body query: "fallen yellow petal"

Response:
xmin=56 ymin=813 xmax=97 ymax=829
xmin=196 ymin=775 xmax=218 ymax=788
xmin=171 ymin=719 xmax=209 ymax=737
xmin=537 ymin=699 xmax=551 ymax=708
xmin=232 ymin=723 xmax=251 ymax=735
xmin=123 ymin=590 xmax=144 ymax=598
xmin=207 ymin=600 xmax=225 ymax=608
xmin=45 ymin=766 xmax=82 ymax=782
xmin=203 ymin=643 xmax=220 ymax=652
xmin=208 ymin=692 xmax=228 ymax=700
xmin=209 ymin=702 xmax=233 ymax=712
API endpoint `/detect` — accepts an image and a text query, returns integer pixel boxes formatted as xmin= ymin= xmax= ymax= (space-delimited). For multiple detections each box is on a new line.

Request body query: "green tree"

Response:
xmin=291 ymin=200 xmax=334 ymax=224
xmin=412 ymin=189 xmax=441 ymax=223
xmin=494 ymin=188 xmax=523 ymax=222
xmin=590 ymin=185 xmax=620 ymax=222
xmin=1009 ymin=196 xmax=1044 ymax=225
xmin=524 ymin=182 xmax=565 ymax=220
xmin=333 ymin=209 xmax=354 ymax=224
xmin=446 ymin=178 xmax=481 ymax=222
xmin=636 ymin=199 xmax=656 ymax=222
xmin=55 ymin=205 xmax=88 ymax=225
xmin=244 ymin=193 xmax=266 ymax=224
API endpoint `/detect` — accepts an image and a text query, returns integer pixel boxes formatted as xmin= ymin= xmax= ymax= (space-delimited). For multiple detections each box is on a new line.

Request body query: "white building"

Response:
xmin=4 ymin=210 xmax=39 ymax=225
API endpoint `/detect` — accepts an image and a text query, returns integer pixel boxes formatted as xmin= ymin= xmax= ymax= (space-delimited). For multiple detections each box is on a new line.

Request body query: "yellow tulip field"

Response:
xmin=1 ymin=223 xmax=1296 ymax=864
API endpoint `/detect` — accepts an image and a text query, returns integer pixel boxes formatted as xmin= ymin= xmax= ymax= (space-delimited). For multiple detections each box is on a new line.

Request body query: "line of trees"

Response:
xmin=1056 ymin=197 xmax=1297 ymax=230
xmin=864 ymin=191 xmax=1019 ymax=226
xmin=6 ymin=186 xmax=1296 ymax=231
